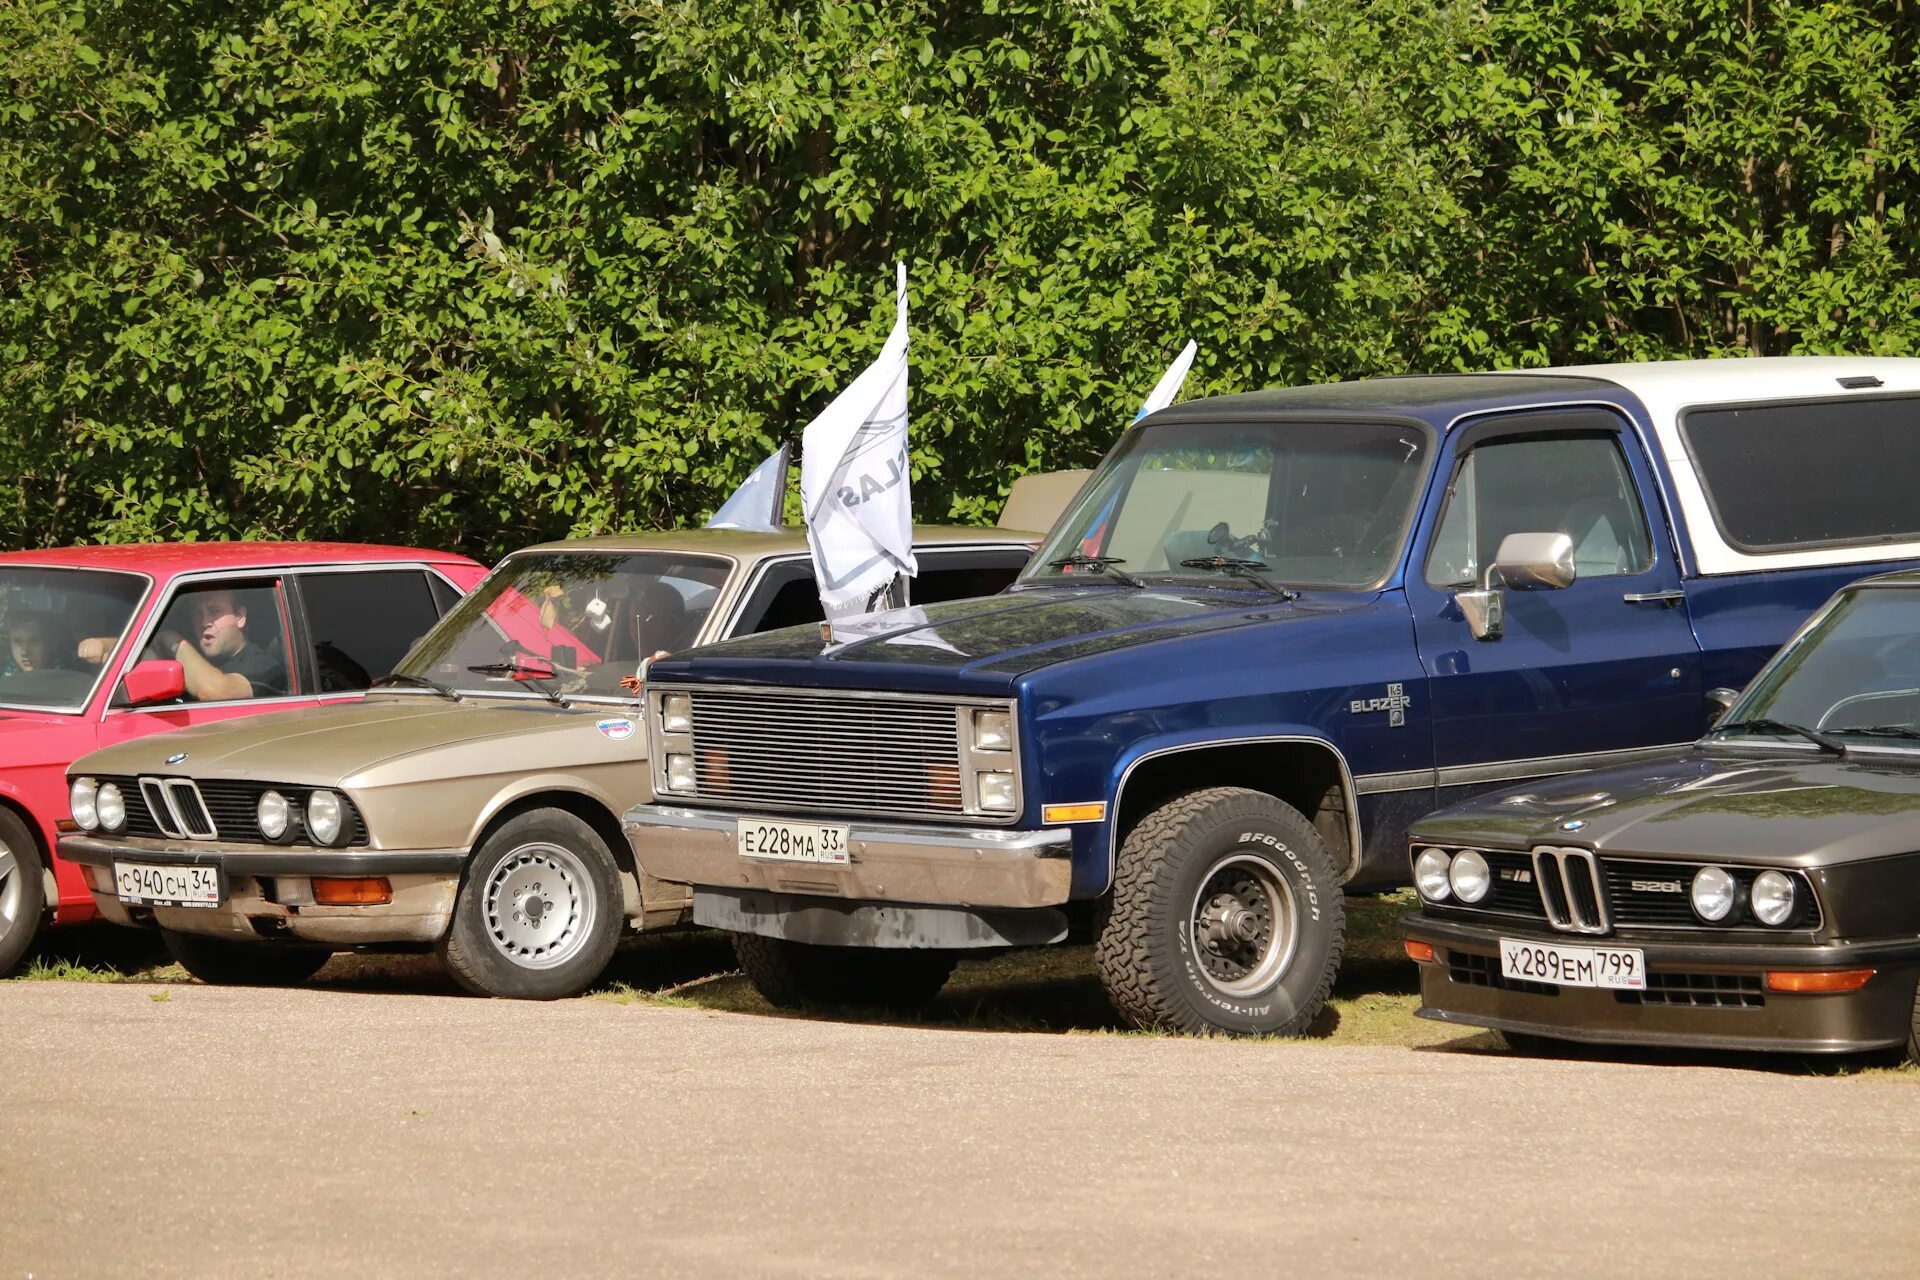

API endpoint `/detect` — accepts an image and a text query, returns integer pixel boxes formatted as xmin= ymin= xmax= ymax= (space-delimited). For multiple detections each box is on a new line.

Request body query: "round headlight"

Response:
xmin=305 ymin=790 xmax=344 ymax=846
xmin=1449 ymin=849 xmax=1492 ymax=904
xmin=257 ymin=790 xmax=290 ymax=841
xmin=1750 ymin=870 xmax=1797 ymax=927
xmin=1691 ymin=865 xmax=1737 ymax=922
xmin=70 ymin=777 xmax=99 ymax=830
xmin=95 ymin=782 xmax=126 ymax=832
xmin=1414 ymin=848 xmax=1452 ymax=902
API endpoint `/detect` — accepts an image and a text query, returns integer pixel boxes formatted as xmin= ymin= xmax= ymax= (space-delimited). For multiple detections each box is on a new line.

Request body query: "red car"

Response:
xmin=0 ymin=541 xmax=488 ymax=972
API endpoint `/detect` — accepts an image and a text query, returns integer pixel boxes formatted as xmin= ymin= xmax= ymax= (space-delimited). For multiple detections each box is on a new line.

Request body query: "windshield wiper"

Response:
xmin=1837 ymin=724 xmax=1920 ymax=742
xmin=465 ymin=663 xmax=570 ymax=707
xmin=1047 ymin=554 xmax=1144 ymax=587
xmin=373 ymin=673 xmax=459 ymax=700
xmin=1177 ymin=556 xmax=1300 ymax=602
xmin=1712 ymin=717 xmax=1846 ymax=755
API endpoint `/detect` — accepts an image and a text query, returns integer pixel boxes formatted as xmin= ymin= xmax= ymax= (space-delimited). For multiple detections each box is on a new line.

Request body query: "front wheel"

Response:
xmin=0 ymin=810 xmax=48 ymax=977
xmin=733 ymin=932 xmax=958 ymax=1010
xmin=162 ymin=931 xmax=332 ymax=986
xmin=1095 ymin=786 xmax=1345 ymax=1037
xmin=438 ymin=808 xmax=624 ymax=999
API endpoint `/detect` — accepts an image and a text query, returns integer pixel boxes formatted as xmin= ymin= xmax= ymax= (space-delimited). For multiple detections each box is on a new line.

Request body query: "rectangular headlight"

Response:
xmin=977 ymin=770 xmax=1017 ymax=812
xmin=666 ymin=753 xmax=696 ymax=793
xmin=971 ymin=708 xmax=1013 ymax=752
xmin=661 ymin=693 xmax=692 ymax=734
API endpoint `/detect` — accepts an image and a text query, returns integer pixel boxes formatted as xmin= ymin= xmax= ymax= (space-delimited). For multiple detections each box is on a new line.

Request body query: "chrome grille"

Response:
xmin=138 ymin=776 xmax=216 ymax=839
xmin=681 ymin=687 xmax=984 ymax=821
xmin=96 ymin=774 xmax=368 ymax=846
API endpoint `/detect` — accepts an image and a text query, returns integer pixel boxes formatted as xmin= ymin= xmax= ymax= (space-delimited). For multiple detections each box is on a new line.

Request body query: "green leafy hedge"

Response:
xmin=4 ymin=0 xmax=1918 ymax=558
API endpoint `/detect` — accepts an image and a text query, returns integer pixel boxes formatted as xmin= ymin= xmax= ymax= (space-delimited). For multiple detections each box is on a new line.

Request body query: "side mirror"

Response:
xmin=1706 ymin=687 xmax=1740 ymax=726
xmin=120 ymin=659 xmax=186 ymax=706
xmin=1453 ymin=532 xmax=1577 ymax=641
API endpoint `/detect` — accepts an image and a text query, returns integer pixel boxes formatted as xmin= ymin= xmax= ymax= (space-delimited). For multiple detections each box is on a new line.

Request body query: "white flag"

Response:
xmin=1134 ymin=339 xmax=1197 ymax=423
xmin=800 ymin=263 xmax=918 ymax=619
xmin=706 ymin=443 xmax=790 ymax=531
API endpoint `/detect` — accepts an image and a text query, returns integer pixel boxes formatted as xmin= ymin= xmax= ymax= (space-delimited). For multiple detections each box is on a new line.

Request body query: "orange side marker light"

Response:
xmin=1765 ymin=969 xmax=1875 ymax=994
xmin=1405 ymin=940 xmax=1437 ymax=964
xmin=311 ymin=876 xmax=393 ymax=906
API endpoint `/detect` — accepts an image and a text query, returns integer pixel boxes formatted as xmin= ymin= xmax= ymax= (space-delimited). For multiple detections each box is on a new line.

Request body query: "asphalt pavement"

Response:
xmin=3 ymin=979 xmax=1918 ymax=1279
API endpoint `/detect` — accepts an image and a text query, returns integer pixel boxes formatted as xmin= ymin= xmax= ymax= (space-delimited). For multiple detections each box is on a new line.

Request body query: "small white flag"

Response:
xmin=1134 ymin=339 xmax=1197 ymax=423
xmin=800 ymin=263 xmax=918 ymax=619
xmin=706 ymin=443 xmax=791 ymax=531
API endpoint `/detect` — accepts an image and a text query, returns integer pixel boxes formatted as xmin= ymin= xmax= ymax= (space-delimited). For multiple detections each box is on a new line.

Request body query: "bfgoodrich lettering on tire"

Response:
xmin=1095 ymin=786 xmax=1345 ymax=1036
xmin=439 ymin=808 xmax=623 ymax=1000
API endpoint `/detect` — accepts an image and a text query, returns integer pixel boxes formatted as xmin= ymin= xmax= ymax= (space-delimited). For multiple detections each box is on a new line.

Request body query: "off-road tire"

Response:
xmin=439 ymin=808 xmax=624 ymax=1000
xmin=733 ymin=932 xmax=958 ymax=1010
xmin=0 ymin=809 xmax=48 ymax=977
xmin=1095 ymin=786 xmax=1345 ymax=1037
xmin=162 ymin=931 xmax=332 ymax=987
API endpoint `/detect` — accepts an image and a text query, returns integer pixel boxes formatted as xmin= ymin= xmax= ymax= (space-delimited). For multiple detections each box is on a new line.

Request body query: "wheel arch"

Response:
xmin=0 ymin=790 xmax=61 ymax=913
xmin=1109 ymin=735 xmax=1361 ymax=888
xmin=470 ymin=788 xmax=635 ymax=877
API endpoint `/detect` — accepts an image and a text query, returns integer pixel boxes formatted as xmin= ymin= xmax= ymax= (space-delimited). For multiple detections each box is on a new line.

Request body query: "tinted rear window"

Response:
xmin=1682 ymin=395 xmax=1920 ymax=552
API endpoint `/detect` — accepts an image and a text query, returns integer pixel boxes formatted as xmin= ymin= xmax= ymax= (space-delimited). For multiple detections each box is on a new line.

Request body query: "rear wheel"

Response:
xmin=733 ymin=933 xmax=958 ymax=1010
xmin=439 ymin=808 xmax=624 ymax=999
xmin=162 ymin=931 xmax=332 ymax=987
xmin=0 ymin=810 xmax=48 ymax=977
xmin=1096 ymin=786 xmax=1345 ymax=1036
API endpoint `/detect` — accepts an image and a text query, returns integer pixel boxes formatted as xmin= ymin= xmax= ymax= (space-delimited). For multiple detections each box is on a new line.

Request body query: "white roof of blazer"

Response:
xmin=1536 ymin=356 xmax=1920 ymax=576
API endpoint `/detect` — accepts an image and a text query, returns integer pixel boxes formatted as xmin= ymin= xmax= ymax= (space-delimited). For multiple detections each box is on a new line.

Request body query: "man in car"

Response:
xmin=78 ymin=588 xmax=286 ymax=701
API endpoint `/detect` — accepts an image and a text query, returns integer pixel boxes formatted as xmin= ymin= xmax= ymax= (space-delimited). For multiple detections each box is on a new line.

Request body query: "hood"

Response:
xmin=71 ymin=695 xmax=645 ymax=788
xmin=653 ymin=586 xmax=1352 ymax=689
xmin=1415 ymin=750 xmax=1920 ymax=866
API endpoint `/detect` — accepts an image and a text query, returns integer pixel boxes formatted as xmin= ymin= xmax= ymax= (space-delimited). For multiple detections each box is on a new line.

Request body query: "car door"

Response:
xmin=287 ymin=567 xmax=452 ymax=698
xmin=1405 ymin=406 xmax=1703 ymax=807
xmin=95 ymin=572 xmax=304 ymax=746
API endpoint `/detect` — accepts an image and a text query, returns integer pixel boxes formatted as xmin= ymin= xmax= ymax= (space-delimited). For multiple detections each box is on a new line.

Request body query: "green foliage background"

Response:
xmin=4 ymin=0 xmax=1918 ymax=558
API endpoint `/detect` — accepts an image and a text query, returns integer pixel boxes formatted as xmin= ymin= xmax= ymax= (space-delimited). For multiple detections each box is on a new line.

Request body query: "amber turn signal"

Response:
xmin=311 ymin=876 xmax=393 ymax=906
xmin=1041 ymin=803 xmax=1107 ymax=824
xmin=1404 ymin=940 xmax=1437 ymax=964
xmin=1765 ymin=969 xmax=1875 ymax=994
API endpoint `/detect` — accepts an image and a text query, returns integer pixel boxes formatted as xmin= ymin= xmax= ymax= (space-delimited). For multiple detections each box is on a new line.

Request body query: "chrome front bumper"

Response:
xmin=621 ymin=803 xmax=1074 ymax=909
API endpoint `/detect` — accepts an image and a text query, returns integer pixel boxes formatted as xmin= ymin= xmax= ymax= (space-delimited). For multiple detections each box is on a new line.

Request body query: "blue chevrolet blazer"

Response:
xmin=627 ymin=356 xmax=1920 ymax=1036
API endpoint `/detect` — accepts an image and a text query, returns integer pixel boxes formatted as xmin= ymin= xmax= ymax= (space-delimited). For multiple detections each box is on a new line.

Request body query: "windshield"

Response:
xmin=1722 ymin=587 xmax=1920 ymax=746
xmin=0 ymin=567 xmax=148 ymax=710
xmin=397 ymin=551 xmax=730 ymax=700
xmin=1025 ymin=418 xmax=1432 ymax=590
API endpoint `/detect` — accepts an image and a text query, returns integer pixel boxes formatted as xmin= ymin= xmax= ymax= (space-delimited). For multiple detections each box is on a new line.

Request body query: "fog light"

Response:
xmin=1449 ymin=849 xmax=1491 ymax=904
xmin=96 ymin=783 xmax=127 ymax=833
xmin=977 ymin=771 xmax=1017 ymax=812
xmin=1750 ymin=870 xmax=1796 ymax=926
xmin=70 ymin=776 xmax=99 ymax=830
xmin=971 ymin=708 xmax=1013 ymax=752
xmin=1414 ymin=848 xmax=1452 ymax=902
xmin=1690 ymin=866 xmax=1736 ymax=922
xmin=257 ymin=790 xmax=290 ymax=841
xmin=306 ymin=790 xmax=345 ymax=845
xmin=312 ymin=876 xmax=392 ymax=906
xmin=661 ymin=693 xmax=692 ymax=734
xmin=666 ymin=753 xmax=696 ymax=793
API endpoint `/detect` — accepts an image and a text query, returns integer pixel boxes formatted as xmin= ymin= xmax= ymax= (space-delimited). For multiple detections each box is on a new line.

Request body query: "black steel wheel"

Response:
xmin=1095 ymin=786 xmax=1345 ymax=1036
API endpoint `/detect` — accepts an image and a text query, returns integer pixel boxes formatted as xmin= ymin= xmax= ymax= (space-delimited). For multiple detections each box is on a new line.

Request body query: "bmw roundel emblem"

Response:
xmin=1560 ymin=818 xmax=1586 ymax=832
xmin=166 ymin=752 xmax=188 ymax=765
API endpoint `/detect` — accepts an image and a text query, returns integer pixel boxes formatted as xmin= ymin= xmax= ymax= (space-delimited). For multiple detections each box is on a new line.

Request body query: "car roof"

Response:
xmin=509 ymin=524 xmax=1042 ymax=561
xmin=0 ymin=541 xmax=477 ymax=576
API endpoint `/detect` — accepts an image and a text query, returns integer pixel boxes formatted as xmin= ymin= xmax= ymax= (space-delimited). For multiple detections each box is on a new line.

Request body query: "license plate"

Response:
xmin=1500 ymin=937 xmax=1646 ymax=990
xmin=114 ymin=861 xmax=222 ymax=909
xmin=736 ymin=819 xmax=850 ymax=865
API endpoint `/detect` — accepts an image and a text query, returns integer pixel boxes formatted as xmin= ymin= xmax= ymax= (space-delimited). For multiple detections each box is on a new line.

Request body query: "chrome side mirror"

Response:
xmin=1706 ymin=687 xmax=1740 ymax=726
xmin=1454 ymin=532 xmax=1577 ymax=641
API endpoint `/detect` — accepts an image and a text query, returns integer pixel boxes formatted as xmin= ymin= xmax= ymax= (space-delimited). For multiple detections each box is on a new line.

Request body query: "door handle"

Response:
xmin=1622 ymin=589 xmax=1684 ymax=606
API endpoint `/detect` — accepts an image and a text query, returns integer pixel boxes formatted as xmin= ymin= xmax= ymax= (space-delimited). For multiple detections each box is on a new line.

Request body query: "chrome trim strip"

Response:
xmin=1434 ymin=743 xmax=1689 ymax=790
xmin=1110 ymin=736 xmax=1363 ymax=885
xmin=1354 ymin=769 xmax=1435 ymax=796
xmin=626 ymin=803 xmax=1073 ymax=853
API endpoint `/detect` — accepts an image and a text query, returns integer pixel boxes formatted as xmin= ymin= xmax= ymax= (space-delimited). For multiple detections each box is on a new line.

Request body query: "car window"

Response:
xmin=145 ymin=577 xmax=295 ymax=701
xmin=1427 ymin=429 xmax=1653 ymax=587
xmin=735 ymin=565 xmax=826 ymax=635
xmin=0 ymin=567 xmax=146 ymax=710
xmin=296 ymin=570 xmax=446 ymax=692
xmin=912 ymin=549 xmax=1031 ymax=604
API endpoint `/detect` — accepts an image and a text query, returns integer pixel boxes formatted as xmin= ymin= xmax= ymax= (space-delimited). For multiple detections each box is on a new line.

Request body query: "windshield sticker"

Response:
xmin=596 ymin=717 xmax=636 ymax=741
